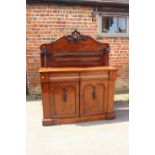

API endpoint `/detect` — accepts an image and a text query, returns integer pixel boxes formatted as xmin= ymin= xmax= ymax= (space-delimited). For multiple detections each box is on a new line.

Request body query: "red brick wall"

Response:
xmin=26 ymin=3 xmax=129 ymax=97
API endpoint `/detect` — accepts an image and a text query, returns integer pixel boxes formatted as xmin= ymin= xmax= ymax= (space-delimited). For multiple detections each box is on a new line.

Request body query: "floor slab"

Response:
xmin=27 ymin=97 xmax=129 ymax=155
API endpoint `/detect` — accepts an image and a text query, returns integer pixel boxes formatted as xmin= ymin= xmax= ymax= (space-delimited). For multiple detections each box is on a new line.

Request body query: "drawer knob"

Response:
xmin=41 ymin=76 xmax=45 ymax=79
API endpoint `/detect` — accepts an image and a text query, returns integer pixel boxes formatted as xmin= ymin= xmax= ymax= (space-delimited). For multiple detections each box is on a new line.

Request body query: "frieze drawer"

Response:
xmin=49 ymin=73 xmax=79 ymax=82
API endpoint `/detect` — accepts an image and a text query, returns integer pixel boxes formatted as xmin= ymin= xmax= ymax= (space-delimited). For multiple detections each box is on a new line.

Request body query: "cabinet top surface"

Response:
xmin=39 ymin=66 xmax=118 ymax=73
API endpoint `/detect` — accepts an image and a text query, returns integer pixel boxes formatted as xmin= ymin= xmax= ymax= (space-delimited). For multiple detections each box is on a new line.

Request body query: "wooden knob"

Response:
xmin=41 ymin=76 xmax=45 ymax=79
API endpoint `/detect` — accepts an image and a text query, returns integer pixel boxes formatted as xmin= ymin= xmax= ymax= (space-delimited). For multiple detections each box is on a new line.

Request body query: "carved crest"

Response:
xmin=67 ymin=29 xmax=87 ymax=41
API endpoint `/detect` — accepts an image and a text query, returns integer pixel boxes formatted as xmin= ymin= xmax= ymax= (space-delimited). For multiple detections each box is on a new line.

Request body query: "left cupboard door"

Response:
xmin=49 ymin=82 xmax=79 ymax=118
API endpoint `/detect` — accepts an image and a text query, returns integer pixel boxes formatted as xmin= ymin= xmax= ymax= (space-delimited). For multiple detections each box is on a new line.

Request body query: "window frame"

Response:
xmin=98 ymin=13 xmax=129 ymax=37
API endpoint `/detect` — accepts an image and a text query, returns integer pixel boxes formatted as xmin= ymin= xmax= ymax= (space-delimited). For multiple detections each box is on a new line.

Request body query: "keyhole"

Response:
xmin=92 ymin=89 xmax=96 ymax=100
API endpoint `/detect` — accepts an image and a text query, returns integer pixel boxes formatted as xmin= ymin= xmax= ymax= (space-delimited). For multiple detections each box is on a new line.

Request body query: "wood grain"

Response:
xmin=40 ymin=30 xmax=109 ymax=67
xmin=39 ymin=30 xmax=118 ymax=126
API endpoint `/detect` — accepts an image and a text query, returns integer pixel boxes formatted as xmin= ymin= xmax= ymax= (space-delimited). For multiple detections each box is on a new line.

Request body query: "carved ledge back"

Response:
xmin=40 ymin=30 xmax=109 ymax=67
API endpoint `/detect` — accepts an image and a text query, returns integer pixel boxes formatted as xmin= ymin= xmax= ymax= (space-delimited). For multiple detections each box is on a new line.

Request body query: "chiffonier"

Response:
xmin=39 ymin=30 xmax=118 ymax=126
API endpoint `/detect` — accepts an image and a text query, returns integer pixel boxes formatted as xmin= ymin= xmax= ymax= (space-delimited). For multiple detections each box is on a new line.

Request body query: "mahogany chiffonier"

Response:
xmin=39 ymin=30 xmax=118 ymax=126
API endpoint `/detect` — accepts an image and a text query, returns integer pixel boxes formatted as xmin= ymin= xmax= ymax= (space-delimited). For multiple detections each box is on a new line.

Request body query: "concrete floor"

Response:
xmin=27 ymin=95 xmax=129 ymax=155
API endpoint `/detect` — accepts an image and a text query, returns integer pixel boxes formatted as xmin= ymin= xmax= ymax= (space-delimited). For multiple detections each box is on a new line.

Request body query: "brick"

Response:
xmin=26 ymin=4 xmax=129 ymax=95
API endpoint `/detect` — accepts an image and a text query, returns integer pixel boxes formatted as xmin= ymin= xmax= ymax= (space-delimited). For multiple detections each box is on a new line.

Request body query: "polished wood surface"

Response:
xmin=49 ymin=82 xmax=79 ymax=118
xmin=39 ymin=66 xmax=117 ymax=72
xmin=80 ymin=79 xmax=108 ymax=116
xmin=39 ymin=30 xmax=118 ymax=125
xmin=40 ymin=30 xmax=109 ymax=67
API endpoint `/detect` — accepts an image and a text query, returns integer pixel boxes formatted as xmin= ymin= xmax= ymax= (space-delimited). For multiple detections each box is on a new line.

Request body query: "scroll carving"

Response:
xmin=66 ymin=29 xmax=87 ymax=41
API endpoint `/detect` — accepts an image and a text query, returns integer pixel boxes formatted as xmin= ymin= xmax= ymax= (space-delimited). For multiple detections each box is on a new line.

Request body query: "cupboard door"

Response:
xmin=80 ymin=80 xmax=108 ymax=116
xmin=49 ymin=82 xmax=79 ymax=118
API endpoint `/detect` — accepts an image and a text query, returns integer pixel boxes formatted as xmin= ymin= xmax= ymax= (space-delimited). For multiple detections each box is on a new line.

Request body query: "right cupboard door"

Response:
xmin=80 ymin=80 xmax=108 ymax=116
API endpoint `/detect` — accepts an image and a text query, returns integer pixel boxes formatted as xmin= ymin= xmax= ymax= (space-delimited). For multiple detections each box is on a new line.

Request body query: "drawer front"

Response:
xmin=80 ymin=71 xmax=109 ymax=80
xmin=49 ymin=73 xmax=79 ymax=82
xmin=40 ymin=71 xmax=108 ymax=82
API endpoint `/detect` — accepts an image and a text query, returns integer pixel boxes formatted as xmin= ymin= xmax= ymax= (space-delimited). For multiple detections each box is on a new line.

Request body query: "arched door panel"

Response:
xmin=80 ymin=80 xmax=108 ymax=116
xmin=49 ymin=82 xmax=79 ymax=118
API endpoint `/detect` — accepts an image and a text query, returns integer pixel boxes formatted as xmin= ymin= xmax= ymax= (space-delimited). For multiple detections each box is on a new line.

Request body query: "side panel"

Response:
xmin=106 ymin=70 xmax=118 ymax=119
xmin=41 ymin=82 xmax=51 ymax=119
